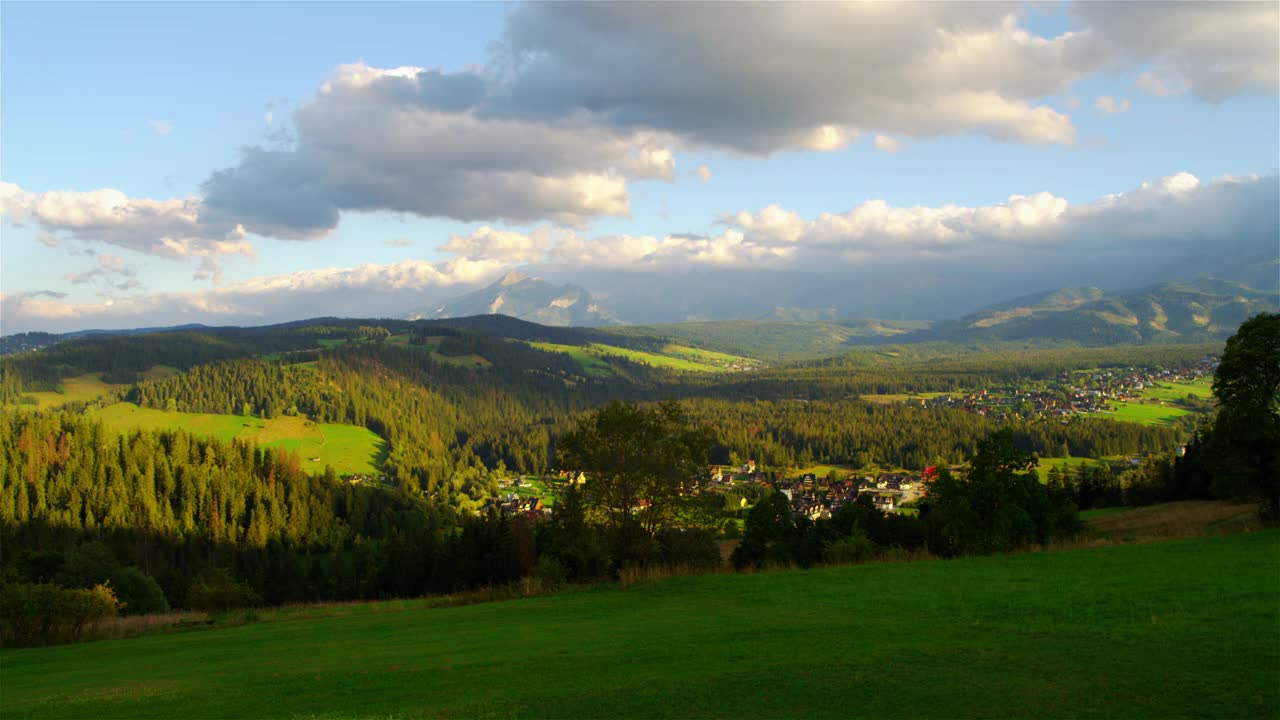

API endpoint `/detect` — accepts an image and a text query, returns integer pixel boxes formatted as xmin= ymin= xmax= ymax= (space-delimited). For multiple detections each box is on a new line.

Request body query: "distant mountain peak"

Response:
xmin=499 ymin=270 xmax=531 ymax=286
xmin=418 ymin=273 xmax=617 ymax=327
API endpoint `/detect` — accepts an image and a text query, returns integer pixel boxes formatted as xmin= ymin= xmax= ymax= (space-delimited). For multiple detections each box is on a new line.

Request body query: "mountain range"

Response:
xmin=415 ymin=267 xmax=1275 ymax=345
xmin=412 ymin=271 xmax=619 ymax=327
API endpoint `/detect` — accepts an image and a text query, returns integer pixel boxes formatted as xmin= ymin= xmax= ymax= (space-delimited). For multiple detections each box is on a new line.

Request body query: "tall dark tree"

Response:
xmin=1206 ymin=313 xmax=1280 ymax=519
xmin=923 ymin=429 xmax=1078 ymax=556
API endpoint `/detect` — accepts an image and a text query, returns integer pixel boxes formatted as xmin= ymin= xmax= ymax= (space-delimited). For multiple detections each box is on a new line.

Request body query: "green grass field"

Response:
xmin=528 ymin=341 xmax=754 ymax=375
xmin=3 ymin=530 xmax=1276 ymax=719
xmin=91 ymin=403 xmax=386 ymax=475
xmin=859 ymin=391 xmax=949 ymax=404
xmin=1094 ymin=378 xmax=1212 ymax=427
xmin=528 ymin=341 xmax=614 ymax=377
xmin=1141 ymin=378 xmax=1214 ymax=402
xmin=21 ymin=373 xmax=120 ymax=409
xmin=787 ymin=463 xmax=855 ymax=478
xmin=7 ymin=366 xmax=178 ymax=411
xmin=1097 ymin=400 xmax=1193 ymax=426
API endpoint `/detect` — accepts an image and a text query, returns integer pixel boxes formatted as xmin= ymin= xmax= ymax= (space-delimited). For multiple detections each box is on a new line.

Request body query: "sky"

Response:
xmin=1 ymin=1 xmax=1278 ymax=333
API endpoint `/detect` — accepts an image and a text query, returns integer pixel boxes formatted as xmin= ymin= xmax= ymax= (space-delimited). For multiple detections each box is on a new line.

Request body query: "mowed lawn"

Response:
xmin=4 ymin=531 xmax=1277 ymax=719
xmin=91 ymin=403 xmax=385 ymax=475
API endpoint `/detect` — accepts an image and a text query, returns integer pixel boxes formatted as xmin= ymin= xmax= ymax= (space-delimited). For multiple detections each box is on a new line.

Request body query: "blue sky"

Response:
xmin=2 ymin=2 xmax=1277 ymax=332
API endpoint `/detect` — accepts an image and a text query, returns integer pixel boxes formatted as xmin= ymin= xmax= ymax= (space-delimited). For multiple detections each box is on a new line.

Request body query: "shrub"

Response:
xmin=0 ymin=582 xmax=120 ymax=647
xmin=822 ymin=532 xmax=881 ymax=566
xmin=188 ymin=568 xmax=262 ymax=613
xmin=54 ymin=542 xmax=171 ymax=615
xmin=530 ymin=555 xmax=569 ymax=589
xmin=657 ymin=528 xmax=721 ymax=568
xmin=108 ymin=566 xmax=171 ymax=615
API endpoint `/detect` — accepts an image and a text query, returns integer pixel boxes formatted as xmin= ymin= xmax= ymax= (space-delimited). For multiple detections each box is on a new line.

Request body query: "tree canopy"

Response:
xmin=1206 ymin=312 xmax=1280 ymax=518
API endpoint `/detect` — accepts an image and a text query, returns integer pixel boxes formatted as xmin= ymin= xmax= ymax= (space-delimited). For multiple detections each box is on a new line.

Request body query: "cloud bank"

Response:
xmin=6 ymin=172 xmax=1275 ymax=333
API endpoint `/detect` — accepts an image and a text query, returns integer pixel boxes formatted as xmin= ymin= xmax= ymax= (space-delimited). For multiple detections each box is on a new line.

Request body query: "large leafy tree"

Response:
xmin=1206 ymin=312 xmax=1280 ymax=519
xmin=923 ymin=429 xmax=1078 ymax=556
xmin=557 ymin=401 xmax=715 ymax=560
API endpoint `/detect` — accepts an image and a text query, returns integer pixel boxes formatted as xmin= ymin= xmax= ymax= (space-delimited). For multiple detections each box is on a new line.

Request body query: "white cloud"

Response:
xmin=264 ymin=110 xmax=274 ymax=125
xmin=439 ymin=226 xmax=557 ymax=264
xmin=1134 ymin=71 xmax=1185 ymax=97
xmin=1063 ymin=95 xmax=1081 ymax=110
xmin=0 ymin=182 xmax=254 ymax=267
xmin=5 ymin=172 xmax=1275 ymax=333
xmin=198 ymin=62 xmax=678 ymax=237
xmin=695 ymin=166 xmax=712 ymax=183
xmin=873 ymin=135 xmax=903 ymax=153
xmin=493 ymin=3 xmax=1086 ymax=151
xmin=1094 ymin=96 xmax=1132 ymax=115
xmin=1073 ymin=2 xmax=1279 ymax=102
xmin=722 ymin=172 xmax=1277 ymax=263
xmin=62 ymin=253 xmax=142 ymax=293
xmin=1 ymin=256 xmax=508 ymax=333
xmin=148 ymin=120 xmax=173 ymax=136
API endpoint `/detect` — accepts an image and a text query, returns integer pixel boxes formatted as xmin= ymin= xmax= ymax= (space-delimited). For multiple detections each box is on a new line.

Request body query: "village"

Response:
xmin=914 ymin=358 xmax=1218 ymax=423
xmin=482 ymin=459 xmax=943 ymax=524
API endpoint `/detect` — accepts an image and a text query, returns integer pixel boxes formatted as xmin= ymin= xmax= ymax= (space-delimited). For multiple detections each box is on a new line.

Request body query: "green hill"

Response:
xmin=4 ymin=530 xmax=1276 ymax=719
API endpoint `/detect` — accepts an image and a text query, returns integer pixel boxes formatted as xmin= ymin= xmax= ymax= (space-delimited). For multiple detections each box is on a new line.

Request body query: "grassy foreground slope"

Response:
xmin=5 ymin=531 xmax=1277 ymax=719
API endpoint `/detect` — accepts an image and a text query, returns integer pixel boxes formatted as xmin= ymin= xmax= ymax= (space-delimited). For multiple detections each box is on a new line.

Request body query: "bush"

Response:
xmin=0 ymin=582 xmax=120 ymax=647
xmin=720 ymin=519 xmax=742 ymax=540
xmin=530 ymin=555 xmax=569 ymax=589
xmin=822 ymin=532 xmax=881 ymax=566
xmin=54 ymin=542 xmax=170 ymax=615
xmin=657 ymin=528 xmax=721 ymax=568
xmin=109 ymin=566 xmax=171 ymax=615
xmin=188 ymin=568 xmax=262 ymax=613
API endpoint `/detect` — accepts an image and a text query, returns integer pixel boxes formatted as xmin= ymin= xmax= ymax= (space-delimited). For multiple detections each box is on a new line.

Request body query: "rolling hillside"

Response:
xmin=4 ymin=530 xmax=1276 ymax=719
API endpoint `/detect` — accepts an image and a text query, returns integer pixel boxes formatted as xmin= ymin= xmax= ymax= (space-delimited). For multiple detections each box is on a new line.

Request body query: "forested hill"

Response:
xmin=0 ymin=312 xmax=1233 ymax=613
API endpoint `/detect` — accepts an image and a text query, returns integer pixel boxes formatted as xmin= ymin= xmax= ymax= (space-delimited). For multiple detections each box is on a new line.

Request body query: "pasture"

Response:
xmin=17 ymin=373 xmax=121 ymax=410
xmin=3 ymin=530 xmax=1276 ymax=719
xmin=527 ymin=340 xmax=755 ymax=375
xmin=91 ymin=403 xmax=385 ymax=475
xmin=1098 ymin=400 xmax=1193 ymax=426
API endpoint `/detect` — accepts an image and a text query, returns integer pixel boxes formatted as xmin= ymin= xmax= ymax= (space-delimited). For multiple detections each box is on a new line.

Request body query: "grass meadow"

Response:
xmin=18 ymin=373 xmax=121 ymax=410
xmin=3 ymin=528 xmax=1276 ymax=719
xmin=91 ymin=403 xmax=385 ymax=475
xmin=527 ymin=341 xmax=755 ymax=375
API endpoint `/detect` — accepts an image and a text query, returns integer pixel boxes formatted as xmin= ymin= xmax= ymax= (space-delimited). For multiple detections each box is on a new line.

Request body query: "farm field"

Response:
xmin=90 ymin=403 xmax=385 ymax=475
xmin=527 ymin=341 xmax=753 ymax=375
xmin=1093 ymin=377 xmax=1213 ymax=427
xmin=8 ymin=366 xmax=183 ymax=411
xmin=3 ymin=530 xmax=1276 ymax=719
xmin=859 ymin=391 xmax=949 ymax=404
xmin=18 ymin=373 xmax=122 ymax=410
xmin=1140 ymin=378 xmax=1214 ymax=402
xmin=528 ymin=341 xmax=614 ymax=377
xmin=1097 ymin=400 xmax=1193 ymax=426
